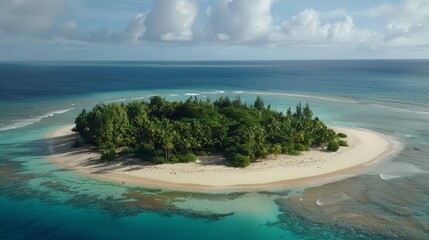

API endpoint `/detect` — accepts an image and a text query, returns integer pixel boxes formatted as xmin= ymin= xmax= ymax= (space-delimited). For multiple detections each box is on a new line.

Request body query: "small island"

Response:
xmin=73 ymin=96 xmax=346 ymax=167
xmin=46 ymin=96 xmax=394 ymax=191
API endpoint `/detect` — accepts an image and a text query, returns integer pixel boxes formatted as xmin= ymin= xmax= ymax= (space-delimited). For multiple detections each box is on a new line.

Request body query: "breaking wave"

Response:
xmin=247 ymin=91 xmax=358 ymax=103
xmin=370 ymin=104 xmax=429 ymax=118
xmin=379 ymin=163 xmax=427 ymax=180
xmin=0 ymin=108 xmax=74 ymax=132
xmin=131 ymin=97 xmax=145 ymax=101
xmin=316 ymin=192 xmax=352 ymax=206
xmin=104 ymin=98 xmax=127 ymax=103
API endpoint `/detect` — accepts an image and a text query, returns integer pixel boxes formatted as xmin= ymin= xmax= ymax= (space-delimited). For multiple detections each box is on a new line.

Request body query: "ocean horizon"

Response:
xmin=0 ymin=60 xmax=428 ymax=239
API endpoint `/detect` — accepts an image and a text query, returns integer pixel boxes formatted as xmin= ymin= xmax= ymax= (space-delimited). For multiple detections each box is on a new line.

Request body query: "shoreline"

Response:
xmin=45 ymin=125 xmax=397 ymax=192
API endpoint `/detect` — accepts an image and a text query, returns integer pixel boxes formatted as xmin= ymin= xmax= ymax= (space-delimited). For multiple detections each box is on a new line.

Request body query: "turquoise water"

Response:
xmin=0 ymin=61 xmax=428 ymax=239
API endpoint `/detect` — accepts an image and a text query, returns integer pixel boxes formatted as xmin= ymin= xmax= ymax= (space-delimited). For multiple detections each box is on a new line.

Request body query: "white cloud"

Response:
xmin=205 ymin=2 xmax=379 ymax=47
xmin=361 ymin=0 xmax=429 ymax=49
xmin=386 ymin=0 xmax=429 ymax=48
xmin=207 ymin=0 xmax=275 ymax=42
xmin=267 ymin=9 xmax=380 ymax=46
xmin=137 ymin=0 xmax=198 ymax=41
xmin=120 ymin=0 xmax=425 ymax=51
xmin=2 ymin=0 xmax=427 ymax=55
xmin=0 ymin=0 xmax=87 ymax=42
xmin=124 ymin=13 xmax=148 ymax=42
xmin=0 ymin=0 xmax=66 ymax=35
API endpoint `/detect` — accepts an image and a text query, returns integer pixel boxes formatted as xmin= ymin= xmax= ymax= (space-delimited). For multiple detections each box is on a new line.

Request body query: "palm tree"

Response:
xmin=165 ymin=142 xmax=174 ymax=162
xmin=295 ymin=131 xmax=305 ymax=143
xmin=272 ymin=143 xmax=282 ymax=157
xmin=145 ymin=122 xmax=156 ymax=149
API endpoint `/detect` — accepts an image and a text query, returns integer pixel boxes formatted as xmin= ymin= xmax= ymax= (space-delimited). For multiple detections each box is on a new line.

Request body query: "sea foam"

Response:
xmin=104 ymin=98 xmax=127 ymax=103
xmin=131 ymin=97 xmax=145 ymax=101
xmin=316 ymin=192 xmax=352 ymax=206
xmin=379 ymin=162 xmax=427 ymax=180
xmin=0 ymin=108 xmax=74 ymax=132
xmin=380 ymin=174 xmax=401 ymax=180
xmin=370 ymin=104 xmax=429 ymax=118
xmin=248 ymin=91 xmax=358 ymax=103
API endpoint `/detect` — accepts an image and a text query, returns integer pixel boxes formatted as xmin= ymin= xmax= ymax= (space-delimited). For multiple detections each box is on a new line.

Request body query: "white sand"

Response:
xmin=45 ymin=125 xmax=396 ymax=192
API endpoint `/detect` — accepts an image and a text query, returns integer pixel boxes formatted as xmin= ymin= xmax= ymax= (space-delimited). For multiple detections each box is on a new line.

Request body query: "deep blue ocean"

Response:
xmin=0 ymin=61 xmax=428 ymax=239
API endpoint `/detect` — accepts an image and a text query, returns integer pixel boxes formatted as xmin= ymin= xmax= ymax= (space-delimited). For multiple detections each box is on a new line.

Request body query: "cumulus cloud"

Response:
xmin=385 ymin=0 xmax=429 ymax=48
xmin=361 ymin=0 xmax=429 ymax=48
xmin=0 ymin=0 xmax=87 ymax=42
xmin=119 ymin=0 xmax=428 ymax=49
xmin=124 ymin=13 xmax=148 ymax=42
xmin=204 ymin=1 xmax=378 ymax=47
xmin=2 ymin=0 xmax=427 ymax=53
xmin=0 ymin=0 xmax=66 ymax=36
xmin=267 ymin=9 xmax=380 ymax=46
xmin=126 ymin=0 xmax=198 ymax=41
xmin=207 ymin=0 xmax=275 ymax=42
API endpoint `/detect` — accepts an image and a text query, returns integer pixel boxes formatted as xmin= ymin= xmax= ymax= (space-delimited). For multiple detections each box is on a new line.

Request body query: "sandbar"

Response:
xmin=45 ymin=125 xmax=397 ymax=192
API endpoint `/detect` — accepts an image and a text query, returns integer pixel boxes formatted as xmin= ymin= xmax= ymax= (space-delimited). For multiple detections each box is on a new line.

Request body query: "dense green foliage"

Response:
xmin=74 ymin=96 xmax=344 ymax=167
xmin=229 ymin=154 xmax=250 ymax=168
xmin=337 ymin=132 xmax=348 ymax=138
xmin=338 ymin=139 xmax=349 ymax=147
xmin=327 ymin=141 xmax=340 ymax=152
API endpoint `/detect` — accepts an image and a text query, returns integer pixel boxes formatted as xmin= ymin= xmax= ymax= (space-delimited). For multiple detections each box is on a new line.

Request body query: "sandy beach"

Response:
xmin=45 ymin=125 xmax=397 ymax=192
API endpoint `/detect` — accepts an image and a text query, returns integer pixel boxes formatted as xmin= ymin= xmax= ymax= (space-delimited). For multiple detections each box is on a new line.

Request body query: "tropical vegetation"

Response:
xmin=73 ymin=96 xmax=346 ymax=167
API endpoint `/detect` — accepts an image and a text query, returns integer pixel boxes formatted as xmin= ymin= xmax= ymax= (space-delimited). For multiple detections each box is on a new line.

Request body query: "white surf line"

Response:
xmin=131 ymin=97 xmax=145 ymax=101
xmin=0 ymin=108 xmax=74 ymax=132
xmin=246 ymin=91 xmax=359 ymax=104
xmin=104 ymin=99 xmax=127 ymax=103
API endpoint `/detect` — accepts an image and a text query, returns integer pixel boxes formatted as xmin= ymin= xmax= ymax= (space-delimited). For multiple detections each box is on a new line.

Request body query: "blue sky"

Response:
xmin=0 ymin=0 xmax=428 ymax=60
